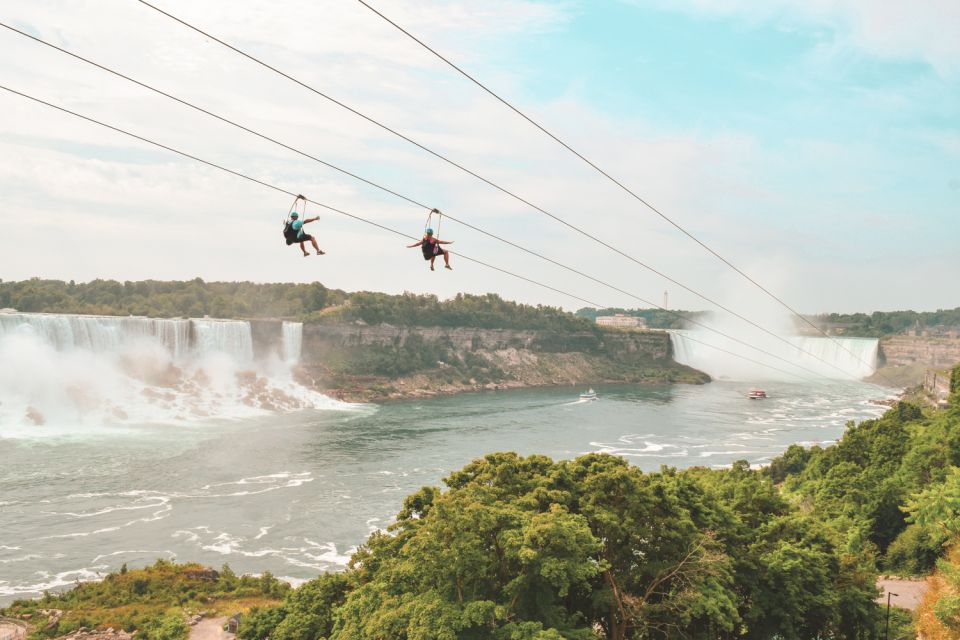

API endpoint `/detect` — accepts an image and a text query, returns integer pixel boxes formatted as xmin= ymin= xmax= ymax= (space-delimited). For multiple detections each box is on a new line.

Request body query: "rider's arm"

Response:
xmin=407 ymin=240 xmax=423 ymax=248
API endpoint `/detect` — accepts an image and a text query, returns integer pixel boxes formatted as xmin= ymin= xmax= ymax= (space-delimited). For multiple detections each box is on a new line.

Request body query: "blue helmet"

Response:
xmin=425 ymin=228 xmax=434 ymax=235
xmin=290 ymin=212 xmax=299 ymax=219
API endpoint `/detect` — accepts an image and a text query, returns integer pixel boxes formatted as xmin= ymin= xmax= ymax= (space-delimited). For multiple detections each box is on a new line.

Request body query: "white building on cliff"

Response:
xmin=596 ymin=314 xmax=646 ymax=329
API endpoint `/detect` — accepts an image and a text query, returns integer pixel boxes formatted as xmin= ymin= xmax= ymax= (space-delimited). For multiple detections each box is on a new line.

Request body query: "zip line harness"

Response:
xmin=425 ymin=207 xmax=442 ymax=255
xmin=282 ymin=194 xmax=308 ymax=245
xmin=284 ymin=194 xmax=307 ymax=226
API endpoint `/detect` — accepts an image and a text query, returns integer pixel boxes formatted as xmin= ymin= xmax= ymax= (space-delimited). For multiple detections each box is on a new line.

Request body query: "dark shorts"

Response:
xmin=287 ymin=234 xmax=313 ymax=246
xmin=422 ymin=247 xmax=445 ymax=260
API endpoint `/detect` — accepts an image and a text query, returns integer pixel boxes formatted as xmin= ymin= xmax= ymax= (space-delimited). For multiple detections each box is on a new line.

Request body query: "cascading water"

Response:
xmin=0 ymin=312 xmax=345 ymax=432
xmin=192 ymin=319 xmax=254 ymax=364
xmin=670 ymin=330 xmax=879 ymax=381
xmin=281 ymin=322 xmax=303 ymax=365
xmin=0 ymin=314 xmax=193 ymax=358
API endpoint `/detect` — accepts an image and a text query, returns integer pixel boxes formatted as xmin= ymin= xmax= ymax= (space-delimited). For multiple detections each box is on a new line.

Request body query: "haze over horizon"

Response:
xmin=1 ymin=0 xmax=957 ymax=316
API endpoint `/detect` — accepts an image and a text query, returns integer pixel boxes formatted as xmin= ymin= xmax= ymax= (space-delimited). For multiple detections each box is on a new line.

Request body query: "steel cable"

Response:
xmin=0 ymin=83 xmax=818 ymax=382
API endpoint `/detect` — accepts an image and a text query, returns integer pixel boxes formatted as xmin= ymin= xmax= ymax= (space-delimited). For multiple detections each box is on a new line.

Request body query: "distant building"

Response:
xmin=596 ymin=314 xmax=646 ymax=329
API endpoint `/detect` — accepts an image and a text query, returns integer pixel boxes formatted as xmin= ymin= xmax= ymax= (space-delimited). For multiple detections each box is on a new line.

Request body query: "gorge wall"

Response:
xmin=300 ymin=324 xmax=672 ymax=357
xmin=293 ymin=323 xmax=705 ymax=401
xmin=881 ymin=335 xmax=960 ymax=368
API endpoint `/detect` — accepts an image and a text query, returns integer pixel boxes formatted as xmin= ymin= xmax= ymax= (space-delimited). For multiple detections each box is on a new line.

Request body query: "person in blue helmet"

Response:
xmin=283 ymin=211 xmax=325 ymax=257
xmin=407 ymin=227 xmax=453 ymax=271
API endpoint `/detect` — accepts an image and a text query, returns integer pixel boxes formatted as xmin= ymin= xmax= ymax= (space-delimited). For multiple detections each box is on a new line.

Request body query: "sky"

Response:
xmin=0 ymin=0 xmax=957 ymax=316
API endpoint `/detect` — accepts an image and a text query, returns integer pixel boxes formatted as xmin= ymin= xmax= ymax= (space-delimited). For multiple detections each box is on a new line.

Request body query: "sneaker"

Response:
xmin=445 ymin=265 xmax=453 ymax=270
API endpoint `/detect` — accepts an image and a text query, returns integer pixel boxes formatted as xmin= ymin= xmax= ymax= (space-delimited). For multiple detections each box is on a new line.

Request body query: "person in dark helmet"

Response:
xmin=407 ymin=228 xmax=453 ymax=271
xmin=283 ymin=211 xmax=325 ymax=257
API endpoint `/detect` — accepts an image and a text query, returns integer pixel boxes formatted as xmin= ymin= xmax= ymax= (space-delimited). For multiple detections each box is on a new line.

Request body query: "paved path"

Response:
xmin=877 ymin=578 xmax=928 ymax=611
xmin=188 ymin=618 xmax=234 ymax=640
xmin=0 ymin=619 xmax=28 ymax=640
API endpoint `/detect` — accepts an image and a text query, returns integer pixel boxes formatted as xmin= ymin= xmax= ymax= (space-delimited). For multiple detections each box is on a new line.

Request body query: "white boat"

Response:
xmin=748 ymin=389 xmax=767 ymax=400
xmin=579 ymin=388 xmax=597 ymax=400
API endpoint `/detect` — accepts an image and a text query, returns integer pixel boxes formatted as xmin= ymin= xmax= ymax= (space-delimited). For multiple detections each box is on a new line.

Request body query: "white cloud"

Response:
xmin=637 ymin=0 xmax=960 ymax=75
xmin=0 ymin=0 xmax=955 ymax=316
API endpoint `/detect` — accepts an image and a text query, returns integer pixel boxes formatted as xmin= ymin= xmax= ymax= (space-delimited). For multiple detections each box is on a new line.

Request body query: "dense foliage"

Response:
xmin=901 ymin=367 xmax=960 ymax=636
xmin=323 ymin=333 xmax=509 ymax=383
xmin=315 ymin=292 xmax=594 ymax=332
xmin=0 ymin=279 xmax=592 ymax=331
xmin=810 ymin=308 xmax=960 ymax=337
xmin=239 ymin=389 xmax=960 ymax=640
xmin=0 ymin=279 xmax=340 ymax=319
xmin=0 ymin=562 xmax=288 ymax=640
xmin=240 ymin=454 xmax=887 ymax=640
xmin=768 ymin=394 xmax=960 ymax=576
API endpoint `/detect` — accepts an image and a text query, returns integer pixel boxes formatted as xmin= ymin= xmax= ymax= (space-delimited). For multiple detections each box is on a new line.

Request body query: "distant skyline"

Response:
xmin=0 ymin=0 xmax=957 ymax=317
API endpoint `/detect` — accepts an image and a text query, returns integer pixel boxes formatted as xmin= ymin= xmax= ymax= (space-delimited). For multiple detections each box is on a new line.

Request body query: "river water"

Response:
xmin=0 ymin=379 xmax=892 ymax=603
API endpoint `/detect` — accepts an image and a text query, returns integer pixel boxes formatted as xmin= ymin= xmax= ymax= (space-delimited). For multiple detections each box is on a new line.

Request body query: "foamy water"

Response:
xmin=0 ymin=313 xmax=352 ymax=435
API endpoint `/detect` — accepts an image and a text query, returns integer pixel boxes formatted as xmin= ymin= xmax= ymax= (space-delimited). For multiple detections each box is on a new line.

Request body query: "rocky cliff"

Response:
xmin=881 ymin=335 xmax=960 ymax=368
xmin=293 ymin=323 xmax=706 ymax=401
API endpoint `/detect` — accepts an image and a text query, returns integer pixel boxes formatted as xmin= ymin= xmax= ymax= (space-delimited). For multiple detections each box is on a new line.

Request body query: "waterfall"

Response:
xmin=0 ymin=313 xmax=244 ymax=362
xmin=0 ymin=313 xmax=183 ymax=354
xmin=192 ymin=319 xmax=254 ymax=364
xmin=670 ymin=330 xmax=878 ymax=381
xmin=0 ymin=312 xmax=345 ymax=431
xmin=790 ymin=336 xmax=878 ymax=378
xmin=282 ymin=322 xmax=303 ymax=364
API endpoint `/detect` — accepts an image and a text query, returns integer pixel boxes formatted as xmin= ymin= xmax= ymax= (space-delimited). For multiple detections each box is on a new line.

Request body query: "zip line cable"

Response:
xmin=436 ymin=211 xmax=831 ymax=382
xmin=1 ymin=24 xmax=841 ymax=382
xmin=353 ymin=0 xmax=889 ymax=381
xmin=0 ymin=83 xmax=817 ymax=382
xmin=0 ymin=85 xmax=592 ymax=309
xmin=128 ymin=1 xmax=865 ymax=381
xmin=0 ymin=23 xmax=426 ymax=211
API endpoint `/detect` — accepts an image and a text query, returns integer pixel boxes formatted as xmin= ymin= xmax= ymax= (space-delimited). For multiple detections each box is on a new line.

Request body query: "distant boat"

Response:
xmin=748 ymin=389 xmax=767 ymax=400
xmin=580 ymin=389 xmax=597 ymax=401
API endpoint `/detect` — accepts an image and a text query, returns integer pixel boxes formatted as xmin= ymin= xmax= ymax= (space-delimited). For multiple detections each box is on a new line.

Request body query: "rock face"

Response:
xmin=40 ymin=610 xmax=62 ymax=633
xmin=302 ymin=324 xmax=672 ymax=358
xmin=296 ymin=324 xmax=705 ymax=402
xmin=248 ymin=319 xmax=285 ymax=359
xmin=0 ymin=618 xmax=29 ymax=640
xmin=56 ymin=629 xmax=134 ymax=640
xmin=881 ymin=335 xmax=960 ymax=368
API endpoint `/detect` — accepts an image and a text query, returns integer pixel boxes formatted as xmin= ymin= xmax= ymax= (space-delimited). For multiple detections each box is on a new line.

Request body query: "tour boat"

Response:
xmin=579 ymin=389 xmax=597 ymax=401
xmin=748 ymin=389 xmax=767 ymax=399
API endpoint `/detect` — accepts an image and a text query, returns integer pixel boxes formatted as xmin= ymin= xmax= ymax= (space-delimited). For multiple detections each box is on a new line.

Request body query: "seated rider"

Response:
xmin=407 ymin=228 xmax=453 ymax=271
xmin=283 ymin=211 xmax=325 ymax=257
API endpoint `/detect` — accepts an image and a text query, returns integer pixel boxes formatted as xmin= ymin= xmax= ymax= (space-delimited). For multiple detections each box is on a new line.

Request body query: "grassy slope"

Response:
xmin=0 ymin=562 xmax=287 ymax=640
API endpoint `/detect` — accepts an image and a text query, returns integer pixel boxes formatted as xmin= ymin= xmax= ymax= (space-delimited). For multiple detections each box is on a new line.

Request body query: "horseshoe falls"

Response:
xmin=669 ymin=331 xmax=879 ymax=381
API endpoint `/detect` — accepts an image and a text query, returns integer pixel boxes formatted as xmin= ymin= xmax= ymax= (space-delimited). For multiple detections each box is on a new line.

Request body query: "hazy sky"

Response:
xmin=0 ymin=0 xmax=957 ymax=315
